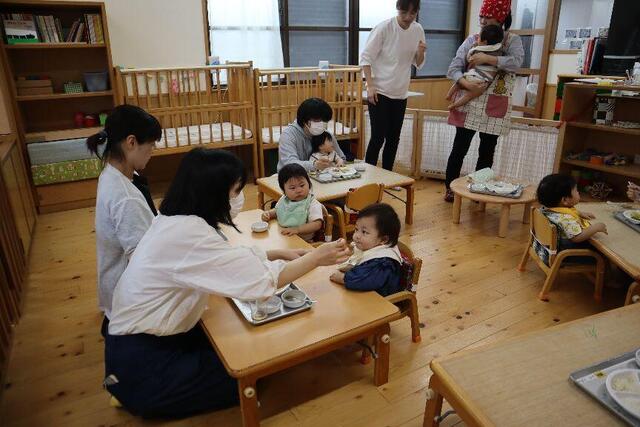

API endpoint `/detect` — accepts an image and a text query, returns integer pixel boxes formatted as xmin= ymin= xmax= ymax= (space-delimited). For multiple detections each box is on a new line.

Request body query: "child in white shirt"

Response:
xmin=310 ymin=131 xmax=344 ymax=167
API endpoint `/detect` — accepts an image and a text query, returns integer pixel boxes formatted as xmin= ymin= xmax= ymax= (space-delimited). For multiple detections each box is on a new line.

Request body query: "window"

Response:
xmin=554 ymin=0 xmax=614 ymax=50
xmin=207 ymin=0 xmax=466 ymax=78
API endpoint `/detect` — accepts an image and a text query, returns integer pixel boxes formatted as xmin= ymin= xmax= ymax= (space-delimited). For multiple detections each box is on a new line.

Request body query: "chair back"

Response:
xmin=345 ymin=183 xmax=384 ymax=212
xmin=531 ymin=208 xmax=558 ymax=265
xmin=397 ymin=241 xmax=422 ymax=292
xmin=313 ymin=204 xmax=334 ymax=243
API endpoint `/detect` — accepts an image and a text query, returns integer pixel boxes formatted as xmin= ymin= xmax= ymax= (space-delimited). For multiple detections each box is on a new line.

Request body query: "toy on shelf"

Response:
xmin=589 ymin=181 xmax=613 ymax=200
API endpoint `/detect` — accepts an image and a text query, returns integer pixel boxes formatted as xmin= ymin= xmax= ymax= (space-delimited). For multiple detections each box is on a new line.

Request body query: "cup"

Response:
xmin=250 ymin=298 xmax=269 ymax=321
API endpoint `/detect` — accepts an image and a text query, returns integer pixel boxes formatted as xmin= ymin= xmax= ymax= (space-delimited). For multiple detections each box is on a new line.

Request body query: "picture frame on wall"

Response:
xmin=569 ymin=39 xmax=584 ymax=49
xmin=578 ymin=27 xmax=592 ymax=38
xmin=565 ymin=28 xmax=578 ymax=38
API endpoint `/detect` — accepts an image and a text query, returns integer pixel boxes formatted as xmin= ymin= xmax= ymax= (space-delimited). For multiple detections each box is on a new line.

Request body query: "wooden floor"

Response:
xmin=0 ymin=178 xmax=627 ymax=427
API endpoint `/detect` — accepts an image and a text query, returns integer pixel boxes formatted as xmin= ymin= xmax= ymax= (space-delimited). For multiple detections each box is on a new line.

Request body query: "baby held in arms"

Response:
xmin=446 ymin=24 xmax=504 ymax=110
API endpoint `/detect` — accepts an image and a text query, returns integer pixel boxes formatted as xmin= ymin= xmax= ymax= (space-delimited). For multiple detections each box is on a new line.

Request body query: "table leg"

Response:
xmin=423 ymin=375 xmax=444 ymax=427
xmin=405 ymin=185 xmax=415 ymax=225
xmin=257 ymin=189 xmax=265 ymax=210
xmin=478 ymin=202 xmax=486 ymax=212
xmin=373 ymin=323 xmax=391 ymax=386
xmin=523 ymin=202 xmax=532 ymax=224
xmin=499 ymin=204 xmax=510 ymax=238
xmin=238 ymin=377 xmax=259 ymax=427
xmin=452 ymin=194 xmax=462 ymax=224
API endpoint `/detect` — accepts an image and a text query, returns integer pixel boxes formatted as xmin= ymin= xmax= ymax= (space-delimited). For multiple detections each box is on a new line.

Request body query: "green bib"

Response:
xmin=276 ymin=195 xmax=313 ymax=228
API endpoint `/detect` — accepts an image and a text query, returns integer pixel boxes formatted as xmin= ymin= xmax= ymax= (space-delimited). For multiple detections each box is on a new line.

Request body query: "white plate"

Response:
xmin=623 ymin=210 xmax=640 ymax=225
xmin=605 ymin=369 xmax=640 ymax=419
xmin=263 ymin=295 xmax=283 ymax=314
xmin=485 ymin=181 xmax=519 ymax=195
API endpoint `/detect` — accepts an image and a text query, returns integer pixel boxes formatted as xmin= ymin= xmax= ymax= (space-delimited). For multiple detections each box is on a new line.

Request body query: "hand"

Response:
xmin=277 ymin=248 xmax=311 ymax=261
xmin=312 ymin=239 xmax=351 ymax=266
xmin=367 ymin=85 xmax=378 ymax=105
xmin=314 ymin=157 xmax=332 ymax=171
xmin=330 ymin=271 xmax=345 ymax=285
xmin=592 ymin=222 xmax=608 ymax=235
xmin=417 ymin=40 xmax=427 ymax=54
xmin=261 ymin=211 xmax=271 ymax=221
xmin=280 ymin=227 xmax=299 ymax=236
xmin=467 ymin=52 xmax=495 ymax=69
xmin=459 ymin=77 xmax=487 ymax=95
xmin=579 ymin=210 xmax=595 ymax=220
xmin=335 ymin=157 xmax=345 ymax=167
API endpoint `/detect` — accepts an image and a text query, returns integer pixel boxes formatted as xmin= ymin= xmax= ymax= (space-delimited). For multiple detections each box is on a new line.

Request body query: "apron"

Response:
xmin=275 ymin=195 xmax=313 ymax=228
xmin=448 ymin=32 xmax=517 ymax=137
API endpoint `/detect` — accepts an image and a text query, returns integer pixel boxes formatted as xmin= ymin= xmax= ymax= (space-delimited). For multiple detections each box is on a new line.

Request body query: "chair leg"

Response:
xmin=408 ymin=294 xmax=422 ymax=343
xmin=538 ymin=263 xmax=561 ymax=301
xmin=517 ymin=237 xmax=533 ymax=272
xmin=593 ymin=255 xmax=605 ymax=303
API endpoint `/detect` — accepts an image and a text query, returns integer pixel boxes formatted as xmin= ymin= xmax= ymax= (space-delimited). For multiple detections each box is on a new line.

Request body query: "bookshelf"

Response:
xmin=555 ymin=82 xmax=640 ymax=198
xmin=0 ymin=1 xmax=116 ymax=213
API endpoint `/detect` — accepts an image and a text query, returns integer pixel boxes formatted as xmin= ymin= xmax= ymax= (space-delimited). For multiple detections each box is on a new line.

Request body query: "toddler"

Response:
xmin=330 ymin=203 xmax=402 ymax=297
xmin=310 ymin=131 xmax=344 ymax=167
xmin=446 ymin=24 xmax=504 ymax=110
xmin=262 ymin=163 xmax=324 ymax=242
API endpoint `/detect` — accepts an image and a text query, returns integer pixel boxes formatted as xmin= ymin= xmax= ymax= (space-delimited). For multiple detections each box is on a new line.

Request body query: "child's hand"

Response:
xmin=261 ymin=211 xmax=271 ymax=222
xmin=280 ymin=227 xmax=299 ymax=236
xmin=330 ymin=271 xmax=345 ymax=285
xmin=579 ymin=210 xmax=595 ymax=220
xmin=335 ymin=157 xmax=345 ymax=167
xmin=592 ymin=222 xmax=608 ymax=235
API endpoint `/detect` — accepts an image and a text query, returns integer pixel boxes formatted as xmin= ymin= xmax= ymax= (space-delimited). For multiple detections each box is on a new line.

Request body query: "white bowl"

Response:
xmin=251 ymin=221 xmax=269 ymax=233
xmin=354 ymin=163 xmax=366 ymax=172
xmin=605 ymin=368 xmax=640 ymax=419
xmin=281 ymin=289 xmax=306 ymax=309
xmin=263 ymin=295 xmax=283 ymax=314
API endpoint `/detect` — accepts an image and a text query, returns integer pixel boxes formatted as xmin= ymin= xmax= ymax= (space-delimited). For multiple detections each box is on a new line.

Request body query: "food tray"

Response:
xmin=467 ymin=183 xmax=524 ymax=199
xmin=615 ymin=211 xmax=640 ymax=234
xmin=310 ymin=171 xmax=362 ymax=183
xmin=569 ymin=349 xmax=640 ymax=426
xmin=230 ymin=283 xmax=313 ymax=325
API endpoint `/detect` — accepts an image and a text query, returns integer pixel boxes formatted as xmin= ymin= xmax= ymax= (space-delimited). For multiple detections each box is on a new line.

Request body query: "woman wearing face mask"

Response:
xmin=277 ymin=97 xmax=346 ymax=172
xmin=360 ymin=0 xmax=427 ymax=172
xmin=104 ymin=148 xmax=350 ymax=418
xmin=442 ymin=0 xmax=523 ymax=202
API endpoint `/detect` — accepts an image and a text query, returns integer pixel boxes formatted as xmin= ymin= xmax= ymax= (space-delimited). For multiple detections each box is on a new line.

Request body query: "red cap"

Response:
xmin=479 ymin=0 xmax=512 ymax=23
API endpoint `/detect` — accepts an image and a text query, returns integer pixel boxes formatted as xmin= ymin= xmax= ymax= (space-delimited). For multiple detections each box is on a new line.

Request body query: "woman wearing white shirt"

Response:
xmin=104 ymin=148 xmax=350 ymax=418
xmin=360 ymin=0 xmax=426 ymax=171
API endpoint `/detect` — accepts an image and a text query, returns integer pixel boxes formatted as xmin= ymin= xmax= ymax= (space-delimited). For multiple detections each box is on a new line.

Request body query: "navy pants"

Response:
xmin=104 ymin=325 xmax=238 ymax=419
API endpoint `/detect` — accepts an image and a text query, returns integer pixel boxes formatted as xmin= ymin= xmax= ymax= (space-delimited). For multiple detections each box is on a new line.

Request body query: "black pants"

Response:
xmin=445 ymin=127 xmax=499 ymax=189
xmin=365 ymin=94 xmax=408 ymax=171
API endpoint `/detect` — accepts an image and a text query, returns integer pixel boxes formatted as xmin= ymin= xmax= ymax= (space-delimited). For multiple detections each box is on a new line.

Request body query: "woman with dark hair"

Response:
xmin=443 ymin=0 xmax=524 ymax=202
xmin=88 ymin=104 xmax=161 ymax=334
xmin=104 ymin=148 xmax=350 ymax=419
xmin=277 ymin=97 xmax=346 ymax=172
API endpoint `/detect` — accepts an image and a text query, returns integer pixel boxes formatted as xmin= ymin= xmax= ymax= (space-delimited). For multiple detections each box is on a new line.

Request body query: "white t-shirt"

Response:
xmin=95 ymin=164 xmax=154 ymax=318
xmin=108 ymin=214 xmax=286 ymax=336
xmin=360 ymin=18 xmax=426 ymax=99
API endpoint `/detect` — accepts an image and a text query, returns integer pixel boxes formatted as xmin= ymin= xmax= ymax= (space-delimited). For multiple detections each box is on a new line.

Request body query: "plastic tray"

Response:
xmin=230 ymin=283 xmax=313 ymax=326
xmin=310 ymin=171 xmax=362 ymax=184
xmin=615 ymin=211 xmax=640 ymax=234
xmin=569 ymin=349 xmax=640 ymax=426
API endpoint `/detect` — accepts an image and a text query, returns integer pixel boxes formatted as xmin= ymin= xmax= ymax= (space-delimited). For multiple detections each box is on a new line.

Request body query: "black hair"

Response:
xmin=536 ymin=173 xmax=577 ymax=208
xmin=311 ymin=131 xmax=332 ymax=154
xmin=396 ymin=0 xmax=420 ymax=12
xmin=480 ymin=24 xmax=504 ymax=45
xmin=357 ymin=203 xmax=401 ymax=247
xmin=277 ymin=163 xmax=312 ymax=192
xmin=296 ymin=98 xmax=333 ymax=127
xmin=503 ymin=11 xmax=512 ymax=31
xmin=86 ymin=104 xmax=161 ymax=161
xmin=159 ymin=148 xmax=247 ymax=229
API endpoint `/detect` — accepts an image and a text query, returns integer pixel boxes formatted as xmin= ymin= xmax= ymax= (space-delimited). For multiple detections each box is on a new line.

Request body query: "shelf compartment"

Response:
xmin=562 ymin=159 xmax=640 ymax=179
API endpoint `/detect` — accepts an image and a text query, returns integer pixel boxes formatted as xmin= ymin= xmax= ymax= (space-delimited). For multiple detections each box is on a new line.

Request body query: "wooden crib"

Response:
xmin=254 ymin=65 xmax=363 ymax=176
xmin=114 ymin=63 xmax=258 ymax=178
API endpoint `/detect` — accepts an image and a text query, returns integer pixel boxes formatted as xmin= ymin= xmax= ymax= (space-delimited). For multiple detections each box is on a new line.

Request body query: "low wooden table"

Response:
xmin=200 ymin=210 xmax=399 ymax=426
xmin=580 ymin=202 xmax=640 ymax=305
xmin=450 ymin=177 xmax=536 ymax=238
xmin=423 ymin=304 xmax=640 ymax=427
xmin=256 ymin=163 xmax=416 ymax=224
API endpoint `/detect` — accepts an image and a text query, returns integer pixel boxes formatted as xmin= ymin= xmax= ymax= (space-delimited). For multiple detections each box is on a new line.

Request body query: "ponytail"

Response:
xmin=86 ymin=130 xmax=108 ymax=159
xmin=503 ymin=11 xmax=512 ymax=31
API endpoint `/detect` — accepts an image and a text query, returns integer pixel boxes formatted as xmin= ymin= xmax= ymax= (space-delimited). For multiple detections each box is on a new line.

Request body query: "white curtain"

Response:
xmin=207 ymin=0 xmax=284 ymax=69
xmin=420 ymin=114 xmax=558 ymax=185
xmin=363 ymin=110 xmax=416 ymax=173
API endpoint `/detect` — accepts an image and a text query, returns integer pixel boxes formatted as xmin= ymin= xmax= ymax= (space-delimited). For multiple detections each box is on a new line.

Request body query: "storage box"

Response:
xmin=18 ymin=86 xmax=53 ymax=96
xmin=16 ymin=78 xmax=52 ymax=88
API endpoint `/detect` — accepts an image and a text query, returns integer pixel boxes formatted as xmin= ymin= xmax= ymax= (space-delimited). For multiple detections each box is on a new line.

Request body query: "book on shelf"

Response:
xmin=1 ymin=13 xmax=39 ymax=44
xmin=2 ymin=12 xmax=103 ymax=44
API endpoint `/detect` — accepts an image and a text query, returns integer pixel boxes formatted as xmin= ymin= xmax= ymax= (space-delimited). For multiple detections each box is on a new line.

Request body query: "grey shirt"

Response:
xmin=95 ymin=164 xmax=154 ymax=318
xmin=277 ymin=122 xmax=346 ymax=172
xmin=447 ymin=33 xmax=524 ymax=83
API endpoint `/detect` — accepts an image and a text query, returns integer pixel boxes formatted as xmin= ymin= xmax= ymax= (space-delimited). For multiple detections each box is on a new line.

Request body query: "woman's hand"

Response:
xmin=312 ymin=239 xmax=351 ymax=266
xmin=335 ymin=157 xmax=345 ymax=167
xmin=280 ymin=227 xmax=299 ymax=236
xmin=467 ymin=52 xmax=497 ymax=69
xmin=314 ymin=157 xmax=332 ymax=171
xmin=269 ymin=248 xmax=311 ymax=261
xmin=330 ymin=271 xmax=345 ymax=285
xmin=367 ymin=84 xmax=378 ymax=105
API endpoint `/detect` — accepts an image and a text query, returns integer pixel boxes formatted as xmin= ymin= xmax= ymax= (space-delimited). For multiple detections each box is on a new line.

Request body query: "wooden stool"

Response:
xmin=450 ymin=177 xmax=537 ymax=238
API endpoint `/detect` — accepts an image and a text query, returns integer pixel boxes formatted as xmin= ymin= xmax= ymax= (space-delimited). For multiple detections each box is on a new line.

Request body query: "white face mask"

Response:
xmin=229 ymin=190 xmax=245 ymax=219
xmin=308 ymin=121 xmax=327 ymax=136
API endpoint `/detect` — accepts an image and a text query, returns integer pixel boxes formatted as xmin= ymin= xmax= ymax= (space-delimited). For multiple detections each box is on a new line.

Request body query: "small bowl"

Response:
xmin=281 ymin=289 xmax=307 ymax=309
xmin=251 ymin=221 xmax=269 ymax=233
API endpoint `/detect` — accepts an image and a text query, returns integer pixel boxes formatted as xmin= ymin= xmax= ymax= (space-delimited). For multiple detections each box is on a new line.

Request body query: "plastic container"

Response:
xmin=83 ymin=71 xmax=109 ymax=92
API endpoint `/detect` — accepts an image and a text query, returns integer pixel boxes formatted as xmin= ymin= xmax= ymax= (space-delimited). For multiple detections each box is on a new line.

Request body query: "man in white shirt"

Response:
xmin=360 ymin=0 xmax=426 ymax=172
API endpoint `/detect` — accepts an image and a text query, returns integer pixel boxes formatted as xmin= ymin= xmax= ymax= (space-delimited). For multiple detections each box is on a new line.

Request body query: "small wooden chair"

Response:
xmin=518 ymin=207 xmax=605 ymax=302
xmin=360 ymin=241 xmax=422 ymax=364
xmin=325 ymin=183 xmax=384 ymax=240
xmin=625 ymin=282 xmax=640 ymax=306
xmin=311 ymin=204 xmax=334 ymax=246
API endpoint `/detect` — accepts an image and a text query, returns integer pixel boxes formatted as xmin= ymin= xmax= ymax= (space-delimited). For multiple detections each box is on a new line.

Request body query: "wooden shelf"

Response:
xmin=5 ymin=43 xmax=105 ymax=49
xmin=562 ymin=159 xmax=640 ymax=179
xmin=17 ymin=91 xmax=113 ymax=101
xmin=25 ymin=127 xmax=103 ymax=143
xmin=567 ymin=122 xmax=640 ymax=136
xmin=565 ymin=82 xmax=640 ymax=92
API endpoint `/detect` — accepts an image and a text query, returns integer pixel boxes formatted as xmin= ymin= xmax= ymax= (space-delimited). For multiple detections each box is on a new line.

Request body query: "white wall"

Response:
xmin=58 ymin=0 xmax=206 ymax=68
